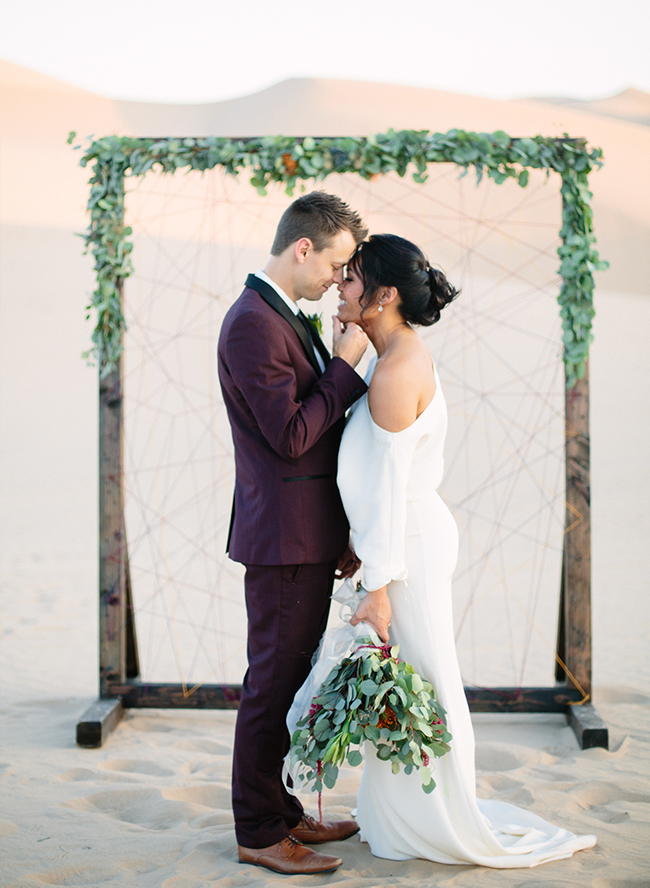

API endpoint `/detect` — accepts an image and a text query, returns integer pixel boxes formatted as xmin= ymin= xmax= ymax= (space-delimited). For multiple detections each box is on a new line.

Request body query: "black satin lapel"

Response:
xmin=245 ymin=274 xmax=321 ymax=374
xmin=312 ymin=331 xmax=331 ymax=367
xmin=299 ymin=313 xmax=331 ymax=367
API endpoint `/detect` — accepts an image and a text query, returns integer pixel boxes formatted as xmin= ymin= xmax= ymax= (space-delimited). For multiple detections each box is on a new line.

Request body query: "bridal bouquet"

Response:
xmin=286 ymin=635 xmax=452 ymax=799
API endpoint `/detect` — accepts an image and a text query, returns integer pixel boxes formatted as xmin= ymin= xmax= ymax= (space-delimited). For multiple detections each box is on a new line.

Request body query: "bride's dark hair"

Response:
xmin=349 ymin=234 xmax=459 ymax=326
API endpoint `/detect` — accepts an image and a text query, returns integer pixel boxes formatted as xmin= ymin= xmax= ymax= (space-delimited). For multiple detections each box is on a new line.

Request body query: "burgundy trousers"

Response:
xmin=232 ymin=560 xmax=336 ymax=849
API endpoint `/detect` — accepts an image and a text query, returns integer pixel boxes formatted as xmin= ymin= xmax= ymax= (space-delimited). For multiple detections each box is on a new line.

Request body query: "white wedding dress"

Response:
xmin=330 ymin=357 xmax=596 ymax=867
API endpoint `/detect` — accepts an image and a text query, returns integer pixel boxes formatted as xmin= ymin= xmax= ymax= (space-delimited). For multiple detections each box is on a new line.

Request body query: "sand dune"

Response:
xmin=1 ymin=60 xmax=649 ymax=887
xmin=532 ymin=87 xmax=650 ymax=128
xmin=1 ymin=60 xmax=649 ymax=291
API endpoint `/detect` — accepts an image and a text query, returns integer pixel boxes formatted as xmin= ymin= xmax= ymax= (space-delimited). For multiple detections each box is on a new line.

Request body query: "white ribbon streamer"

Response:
xmin=282 ymin=579 xmax=381 ymax=794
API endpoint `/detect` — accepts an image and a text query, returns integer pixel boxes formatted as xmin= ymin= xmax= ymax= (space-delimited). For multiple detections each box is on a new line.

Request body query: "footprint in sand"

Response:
xmin=180 ymin=761 xmax=233 ymax=781
xmin=592 ymin=881 xmax=650 ymax=888
xmin=195 ymin=810 xmax=235 ymax=829
xmin=63 ymin=787 xmax=213 ymax=831
xmin=99 ymin=759 xmax=174 ymax=777
xmin=571 ymin=781 xmax=650 ymax=807
xmin=477 ymin=774 xmax=535 ymax=806
xmin=173 ymin=739 xmax=232 ymax=755
xmin=568 ymin=780 xmax=650 ymax=824
xmin=164 ymin=784 xmax=231 ymax=809
xmin=587 ymin=806 xmax=631 ymax=824
xmin=165 ymin=840 xmax=240 ymax=885
xmin=479 ymin=773 xmax=522 ymax=792
xmin=474 ymin=743 xmax=540 ymax=772
xmin=537 ymin=769 xmax=581 ymax=783
xmin=27 ymin=864 xmax=118 ymax=886
xmin=124 ymin=715 xmax=174 ymax=733
xmin=58 ymin=767 xmax=98 ymax=782
xmin=57 ymin=767 xmax=128 ymax=783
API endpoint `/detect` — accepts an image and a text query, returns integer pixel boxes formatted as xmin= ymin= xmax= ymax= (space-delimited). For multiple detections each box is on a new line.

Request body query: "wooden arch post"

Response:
xmin=76 ymin=281 xmax=138 ymax=746
xmin=554 ymin=365 xmax=608 ymax=747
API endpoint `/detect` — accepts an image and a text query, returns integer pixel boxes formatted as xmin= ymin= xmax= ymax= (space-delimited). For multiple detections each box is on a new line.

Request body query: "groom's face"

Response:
xmin=294 ymin=229 xmax=357 ymax=302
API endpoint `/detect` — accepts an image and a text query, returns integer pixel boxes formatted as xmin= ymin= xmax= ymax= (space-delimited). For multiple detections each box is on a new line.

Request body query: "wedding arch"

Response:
xmin=71 ymin=129 xmax=608 ymax=750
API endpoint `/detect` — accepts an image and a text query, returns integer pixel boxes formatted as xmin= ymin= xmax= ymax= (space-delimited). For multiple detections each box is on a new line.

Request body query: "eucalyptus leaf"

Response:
xmin=347 ymin=749 xmax=363 ymax=767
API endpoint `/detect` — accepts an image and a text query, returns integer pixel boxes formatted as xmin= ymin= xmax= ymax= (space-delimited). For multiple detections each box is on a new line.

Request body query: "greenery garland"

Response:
xmin=72 ymin=128 xmax=607 ymax=385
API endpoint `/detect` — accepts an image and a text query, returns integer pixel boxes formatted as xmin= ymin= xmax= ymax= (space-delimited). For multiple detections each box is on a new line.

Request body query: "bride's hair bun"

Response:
xmin=423 ymin=265 xmax=459 ymax=327
xmin=351 ymin=234 xmax=459 ymax=327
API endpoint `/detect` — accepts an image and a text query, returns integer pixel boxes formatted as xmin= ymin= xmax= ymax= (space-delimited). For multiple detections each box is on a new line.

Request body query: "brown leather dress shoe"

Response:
xmin=290 ymin=813 xmax=360 ymax=844
xmin=238 ymin=836 xmax=342 ymax=874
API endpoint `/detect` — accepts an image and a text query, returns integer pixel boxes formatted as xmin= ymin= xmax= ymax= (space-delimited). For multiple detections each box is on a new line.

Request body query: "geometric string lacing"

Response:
xmin=124 ymin=165 xmax=564 ymax=690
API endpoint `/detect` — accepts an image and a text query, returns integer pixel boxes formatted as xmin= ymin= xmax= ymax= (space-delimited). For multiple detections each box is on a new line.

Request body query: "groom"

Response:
xmin=217 ymin=192 xmax=369 ymax=875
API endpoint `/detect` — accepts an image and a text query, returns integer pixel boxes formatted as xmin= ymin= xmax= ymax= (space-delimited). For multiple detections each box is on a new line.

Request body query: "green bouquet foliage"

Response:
xmin=287 ymin=637 xmax=452 ymax=795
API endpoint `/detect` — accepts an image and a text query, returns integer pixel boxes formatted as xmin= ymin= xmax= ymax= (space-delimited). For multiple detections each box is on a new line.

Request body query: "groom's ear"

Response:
xmin=294 ymin=238 xmax=313 ymax=264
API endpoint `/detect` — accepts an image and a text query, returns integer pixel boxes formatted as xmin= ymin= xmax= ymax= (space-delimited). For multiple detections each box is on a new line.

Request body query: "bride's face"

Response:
xmin=336 ymin=263 xmax=366 ymax=324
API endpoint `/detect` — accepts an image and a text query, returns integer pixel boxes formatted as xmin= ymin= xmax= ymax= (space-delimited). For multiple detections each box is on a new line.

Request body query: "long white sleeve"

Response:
xmin=337 ymin=400 xmax=418 ymax=591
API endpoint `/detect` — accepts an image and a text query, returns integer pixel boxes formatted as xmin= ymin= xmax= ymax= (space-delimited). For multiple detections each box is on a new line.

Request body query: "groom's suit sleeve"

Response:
xmin=224 ymin=309 xmax=366 ymax=460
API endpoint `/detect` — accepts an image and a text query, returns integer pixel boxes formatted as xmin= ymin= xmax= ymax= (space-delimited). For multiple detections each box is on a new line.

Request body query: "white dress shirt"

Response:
xmin=254 ymin=269 xmax=325 ymax=372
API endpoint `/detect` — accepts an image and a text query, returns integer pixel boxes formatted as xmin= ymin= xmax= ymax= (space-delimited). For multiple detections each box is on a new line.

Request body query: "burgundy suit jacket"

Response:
xmin=218 ymin=275 xmax=367 ymax=565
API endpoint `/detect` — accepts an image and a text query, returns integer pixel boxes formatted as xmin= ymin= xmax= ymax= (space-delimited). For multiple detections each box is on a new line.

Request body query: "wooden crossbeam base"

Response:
xmin=107 ymin=682 xmax=241 ymax=708
xmin=465 ymin=686 xmax=583 ymax=712
xmin=77 ymin=683 xmax=608 ymax=750
xmin=566 ymin=702 xmax=609 ymax=749
xmin=76 ymin=696 xmax=124 ymax=748
xmin=466 ymin=686 xmax=608 ymax=749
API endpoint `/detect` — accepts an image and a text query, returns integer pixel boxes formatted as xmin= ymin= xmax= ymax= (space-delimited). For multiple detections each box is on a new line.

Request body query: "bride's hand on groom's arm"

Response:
xmin=350 ymin=586 xmax=392 ymax=643
xmin=335 ymin=546 xmax=361 ymax=579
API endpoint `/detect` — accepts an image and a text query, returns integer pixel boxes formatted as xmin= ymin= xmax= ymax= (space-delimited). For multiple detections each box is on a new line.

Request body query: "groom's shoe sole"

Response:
xmin=238 ymin=838 xmax=342 ymax=874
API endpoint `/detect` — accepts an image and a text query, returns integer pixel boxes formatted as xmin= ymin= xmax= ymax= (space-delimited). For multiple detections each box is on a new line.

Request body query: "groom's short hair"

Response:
xmin=271 ymin=192 xmax=368 ymax=256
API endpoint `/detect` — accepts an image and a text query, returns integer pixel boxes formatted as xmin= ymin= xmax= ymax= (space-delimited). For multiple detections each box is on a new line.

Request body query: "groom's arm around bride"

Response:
xmin=217 ymin=192 xmax=369 ymax=875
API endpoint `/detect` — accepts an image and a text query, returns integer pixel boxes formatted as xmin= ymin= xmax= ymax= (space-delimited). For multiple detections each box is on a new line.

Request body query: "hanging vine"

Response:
xmin=71 ymin=128 xmax=607 ymax=386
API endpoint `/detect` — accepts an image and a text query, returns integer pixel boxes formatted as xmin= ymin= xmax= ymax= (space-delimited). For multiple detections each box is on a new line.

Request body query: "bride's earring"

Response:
xmin=378 ymin=303 xmax=383 ymax=312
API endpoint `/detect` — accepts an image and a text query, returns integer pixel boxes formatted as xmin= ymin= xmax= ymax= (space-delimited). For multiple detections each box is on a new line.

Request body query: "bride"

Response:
xmin=328 ymin=233 xmax=596 ymax=866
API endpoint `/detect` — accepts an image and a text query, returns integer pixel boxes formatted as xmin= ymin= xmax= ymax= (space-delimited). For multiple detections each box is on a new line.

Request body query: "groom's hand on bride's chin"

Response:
xmin=332 ymin=317 xmax=368 ymax=368
xmin=335 ymin=546 xmax=360 ymax=579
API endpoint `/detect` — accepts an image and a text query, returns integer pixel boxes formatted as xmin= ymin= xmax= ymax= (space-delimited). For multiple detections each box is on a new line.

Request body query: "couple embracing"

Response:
xmin=217 ymin=193 xmax=596 ymax=875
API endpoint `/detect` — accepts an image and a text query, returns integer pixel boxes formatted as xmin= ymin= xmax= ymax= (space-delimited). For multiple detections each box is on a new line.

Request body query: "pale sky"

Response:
xmin=1 ymin=0 xmax=648 ymax=104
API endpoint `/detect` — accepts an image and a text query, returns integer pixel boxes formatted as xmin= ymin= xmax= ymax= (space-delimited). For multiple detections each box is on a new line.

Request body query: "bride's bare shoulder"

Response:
xmin=368 ymin=338 xmax=434 ymax=432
